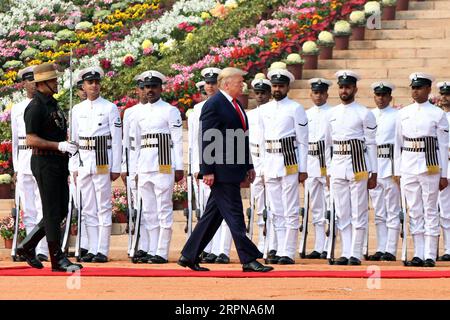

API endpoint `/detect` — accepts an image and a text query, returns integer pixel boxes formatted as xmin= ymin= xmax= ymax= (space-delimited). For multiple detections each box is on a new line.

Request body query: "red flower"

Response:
xmin=100 ymin=59 xmax=112 ymax=70
xmin=123 ymin=56 xmax=134 ymax=67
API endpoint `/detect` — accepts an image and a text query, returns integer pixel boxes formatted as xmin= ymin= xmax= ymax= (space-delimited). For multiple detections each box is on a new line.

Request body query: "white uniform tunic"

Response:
xmin=369 ymin=106 xmax=401 ymax=255
xmin=70 ymin=96 xmax=122 ymax=257
xmin=325 ymin=101 xmax=377 ymax=260
xmin=11 ymin=98 xmax=48 ymax=256
xmin=188 ymin=100 xmax=232 ymax=257
xmin=395 ymin=101 xmax=449 ymax=260
xmin=305 ymin=103 xmax=332 ymax=253
xmin=439 ymin=112 xmax=450 ymax=255
xmin=134 ymin=98 xmax=183 ymax=260
xmin=259 ymin=96 xmax=308 ymax=259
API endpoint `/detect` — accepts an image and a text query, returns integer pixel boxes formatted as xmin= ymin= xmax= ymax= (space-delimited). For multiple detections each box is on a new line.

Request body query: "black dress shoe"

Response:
xmin=150 ymin=255 xmax=168 ymax=264
xmin=16 ymin=247 xmax=43 ymax=269
xmin=348 ymin=257 xmax=361 ymax=265
xmin=265 ymin=255 xmax=280 ymax=264
xmin=52 ymin=256 xmax=83 ymax=272
xmin=320 ymin=251 xmax=328 ymax=259
xmin=243 ymin=260 xmax=274 ymax=272
xmin=37 ymin=254 xmax=49 ymax=262
xmin=80 ymin=248 xmax=88 ymax=258
xmin=438 ymin=254 xmax=450 ymax=261
xmin=92 ymin=253 xmax=108 ymax=263
xmin=368 ymin=251 xmax=384 ymax=261
xmin=405 ymin=257 xmax=424 ymax=267
xmin=177 ymin=255 xmax=209 ymax=271
xmin=381 ymin=252 xmax=396 ymax=261
xmin=334 ymin=257 xmax=349 ymax=265
xmin=305 ymin=251 xmax=321 ymax=259
xmin=215 ymin=253 xmax=230 ymax=264
xmin=278 ymin=256 xmax=295 ymax=264
xmin=267 ymin=250 xmax=277 ymax=258
xmin=424 ymin=259 xmax=436 ymax=267
xmin=202 ymin=253 xmax=217 ymax=263
xmin=80 ymin=253 xmax=96 ymax=262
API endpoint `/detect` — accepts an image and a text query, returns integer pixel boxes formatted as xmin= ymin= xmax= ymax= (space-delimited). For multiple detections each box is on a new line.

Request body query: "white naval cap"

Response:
xmin=195 ymin=80 xmax=206 ymax=90
xmin=335 ymin=70 xmax=361 ymax=85
xmin=308 ymin=78 xmax=332 ymax=91
xmin=409 ymin=72 xmax=435 ymax=87
xmin=267 ymin=69 xmax=295 ymax=84
xmin=437 ymin=81 xmax=450 ymax=94
xmin=17 ymin=66 xmax=35 ymax=81
xmin=251 ymin=78 xmax=272 ymax=92
xmin=201 ymin=67 xmax=221 ymax=82
xmin=78 ymin=66 xmax=104 ymax=81
xmin=74 ymin=70 xmax=84 ymax=88
xmin=371 ymin=81 xmax=395 ymax=94
xmin=139 ymin=70 xmax=166 ymax=85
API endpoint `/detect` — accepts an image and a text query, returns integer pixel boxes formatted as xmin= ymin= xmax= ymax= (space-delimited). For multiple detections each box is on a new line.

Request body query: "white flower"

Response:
xmin=254 ymin=73 xmax=266 ymax=80
xmin=333 ymin=20 xmax=351 ymax=35
xmin=302 ymin=41 xmax=319 ymax=54
xmin=364 ymin=1 xmax=381 ymax=15
xmin=286 ymin=53 xmax=302 ymax=64
xmin=382 ymin=0 xmax=397 ymax=6
xmin=269 ymin=61 xmax=287 ymax=70
xmin=318 ymin=31 xmax=334 ymax=44
xmin=349 ymin=11 xmax=366 ymax=24
xmin=75 ymin=21 xmax=93 ymax=31
xmin=0 ymin=174 xmax=12 ymax=184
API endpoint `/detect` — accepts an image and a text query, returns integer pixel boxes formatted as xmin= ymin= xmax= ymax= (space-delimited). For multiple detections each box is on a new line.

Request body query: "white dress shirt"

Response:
xmin=11 ymin=98 xmax=32 ymax=175
xmin=306 ymin=103 xmax=332 ymax=178
xmin=121 ymin=103 xmax=143 ymax=175
xmin=69 ymin=96 xmax=122 ymax=174
xmin=134 ymin=98 xmax=183 ymax=173
xmin=325 ymin=101 xmax=378 ymax=180
xmin=259 ymin=96 xmax=309 ymax=178
xmin=247 ymin=105 xmax=265 ymax=177
xmin=372 ymin=105 xmax=398 ymax=179
xmin=188 ymin=100 xmax=206 ymax=175
xmin=394 ymin=101 xmax=449 ymax=177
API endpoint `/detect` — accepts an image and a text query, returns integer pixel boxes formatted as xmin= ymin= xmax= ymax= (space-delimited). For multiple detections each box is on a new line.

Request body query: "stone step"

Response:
xmin=318 ymin=58 xmax=450 ymax=69
xmin=291 ymin=87 xmax=414 ymax=98
xmin=382 ymin=18 xmax=450 ymax=29
xmin=286 ymin=95 xmax=415 ymax=109
xmin=290 ymin=78 xmax=450 ymax=89
xmin=349 ymin=39 xmax=450 ymax=50
xmin=396 ymin=10 xmax=450 ymax=20
xmin=409 ymin=1 xmax=450 ymax=10
xmin=364 ymin=28 xmax=449 ymax=40
xmin=333 ymin=48 xmax=450 ymax=59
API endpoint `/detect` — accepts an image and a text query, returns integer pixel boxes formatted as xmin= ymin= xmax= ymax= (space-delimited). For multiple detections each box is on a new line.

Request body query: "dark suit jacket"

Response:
xmin=199 ymin=91 xmax=253 ymax=183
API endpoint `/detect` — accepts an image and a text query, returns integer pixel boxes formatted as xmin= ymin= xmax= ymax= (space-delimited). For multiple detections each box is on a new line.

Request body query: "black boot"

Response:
xmin=48 ymin=241 xmax=83 ymax=272
xmin=16 ymin=224 xmax=46 ymax=269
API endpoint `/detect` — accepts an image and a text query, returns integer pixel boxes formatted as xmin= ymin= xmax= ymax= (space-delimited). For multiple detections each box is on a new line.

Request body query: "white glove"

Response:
xmin=58 ymin=141 xmax=78 ymax=155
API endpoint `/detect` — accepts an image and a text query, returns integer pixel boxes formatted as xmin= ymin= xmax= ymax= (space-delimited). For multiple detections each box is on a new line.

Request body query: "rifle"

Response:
xmin=400 ymin=190 xmax=408 ymax=266
xmin=363 ymin=194 xmax=370 ymax=260
xmin=184 ymin=147 xmax=194 ymax=238
xmin=130 ymin=196 xmax=143 ymax=263
xmin=298 ymin=183 xmax=310 ymax=258
xmin=74 ymin=189 xmax=83 ymax=262
xmin=246 ymin=184 xmax=255 ymax=240
xmin=10 ymin=190 xmax=21 ymax=261
xmin=125 ymin=148 xmax=137 ymax=256
xmin=61 ymin=180 xmax=78 ymax=255
xmin=326 ymin=184 xmax=337 ymax=265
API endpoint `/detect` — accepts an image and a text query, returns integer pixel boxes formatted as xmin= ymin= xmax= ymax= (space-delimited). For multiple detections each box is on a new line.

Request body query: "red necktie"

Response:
xmin=232 ymin=99 xmax=246 ymax=130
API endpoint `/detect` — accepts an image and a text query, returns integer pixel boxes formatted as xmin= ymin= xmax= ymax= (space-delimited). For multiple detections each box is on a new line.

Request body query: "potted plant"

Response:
xmin=381 ymin=0 xmax=397 ymax=20
xmin=284 ymin=53 xmax=304 ymax=79
xmin=317 ymin=31 xmax=335 ymax=60
xmin=173 ymin=177 xmax=188 ymax=210
xmin=0 ymin=174 xmax=12 ymax=199
xmin=0 ymin=215 xmax=26 ymax=249
xmin=349 ymin=11 xmax=367 ymax=41
xmin=301 ymin=41 xmax=319 ymax=69
xmin=112 ymin=188 xmax=128 ymax=223
xmin=396 ymin=0 xmax=409 ymax=11
xmin=333 ymin=20 xmax=352 ymax=50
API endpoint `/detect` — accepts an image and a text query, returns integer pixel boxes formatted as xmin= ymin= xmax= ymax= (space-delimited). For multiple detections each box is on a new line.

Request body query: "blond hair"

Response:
xmin=218 ymin=67 xmax=247 ymax=89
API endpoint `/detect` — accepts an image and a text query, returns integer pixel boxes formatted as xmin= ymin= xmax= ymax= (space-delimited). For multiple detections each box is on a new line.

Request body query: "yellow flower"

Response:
xmin=5 ymin=102 xmax=13 ymax=111
xmin=270 ymin=41 xmax=280 ymax=50
xmin=201 ymin=12 xmax=211 ymax=20
xmin=27 ymin=59 xmax=42 ymax=66
xmin=184 ymin=33 xmax=194 ymax=43
xmin=142 ymin=39 xmax=153 ymax=49
xmin=5 ymin=70 xmax=17 ymax=80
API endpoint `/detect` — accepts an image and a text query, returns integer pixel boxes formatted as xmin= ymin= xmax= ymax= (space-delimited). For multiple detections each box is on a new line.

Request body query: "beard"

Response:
xmin=273 ymin=91 xmax=287 ymax=101
xmin=340 ymin=92 xmax=354 ymax=102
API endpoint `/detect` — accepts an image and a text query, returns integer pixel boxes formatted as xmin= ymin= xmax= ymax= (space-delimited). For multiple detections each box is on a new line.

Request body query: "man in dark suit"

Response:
xmin=178 ymin=68 xmax=273 ymax=272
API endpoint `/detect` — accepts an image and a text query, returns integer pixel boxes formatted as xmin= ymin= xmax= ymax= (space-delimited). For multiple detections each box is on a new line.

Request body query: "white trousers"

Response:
xmin=199 ymin=181 xmax=233 ymax=256
xmin=369 ymin=176 xmax=401 ymax=255
xmin=305 ymin=177 xmax=328 ymax=253
xmin=138 ymin=172 xmax=174 ymax=260
xmin=17 ymin=173 xmax=48 ymax=256
xmin=266 ymin=174 xmax=300 ymax=259
xmin=439 ymin=181 xmax=450 ymax=254
xmin=78 ymin=172 xmax=112 ymax=256
xmin=331 ymin=177 xmax=368 ymax=259
xmin=128 ymin=173 xmax=149 ymax=252
xmin=402 ymin=173 xmax=441 ymax=260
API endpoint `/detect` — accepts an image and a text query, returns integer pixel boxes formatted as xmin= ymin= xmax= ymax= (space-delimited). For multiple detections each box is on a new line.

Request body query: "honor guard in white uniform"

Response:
xmin=134 ymin=71 xmax=184 ymax=264
xmin=394 ymin=73 xmax=449 ymax=267
xmin=368 ymin=81 xmax=401 ymax=261
xmin=259 ymin=68 xmax=309 ymax=264
xmin=11 ymin=66 xmax=49 ymax=261
xmin=120 ymin=71 xmax=150 ymax=262
xmin=189 ymin=67 xmax=233 ymax=264
xmin=325 ymin=70 xmax=378 ymax=266
xmin=70 ymin=66 xmax=122 ymax=263
xmin=247 ymin=76 xmax=273 ymax=253
xmin=437 ymin=81 xmax=450 ymax=261
xmin=304 ymin=78 xmax=333 ymax=259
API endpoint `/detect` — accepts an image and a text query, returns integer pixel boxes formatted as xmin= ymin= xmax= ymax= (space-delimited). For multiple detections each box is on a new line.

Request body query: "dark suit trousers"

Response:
xmin=181 ymin=182 xmax=262 ymax=264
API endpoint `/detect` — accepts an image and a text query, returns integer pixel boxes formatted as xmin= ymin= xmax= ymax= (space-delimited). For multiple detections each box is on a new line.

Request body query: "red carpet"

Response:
xmin=1 ymin=266 xmax=450 ymax=278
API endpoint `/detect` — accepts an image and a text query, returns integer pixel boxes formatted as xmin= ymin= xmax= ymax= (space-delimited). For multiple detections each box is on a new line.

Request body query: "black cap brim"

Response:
xmin=410 ymin=79 xmax=432 ymax=87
